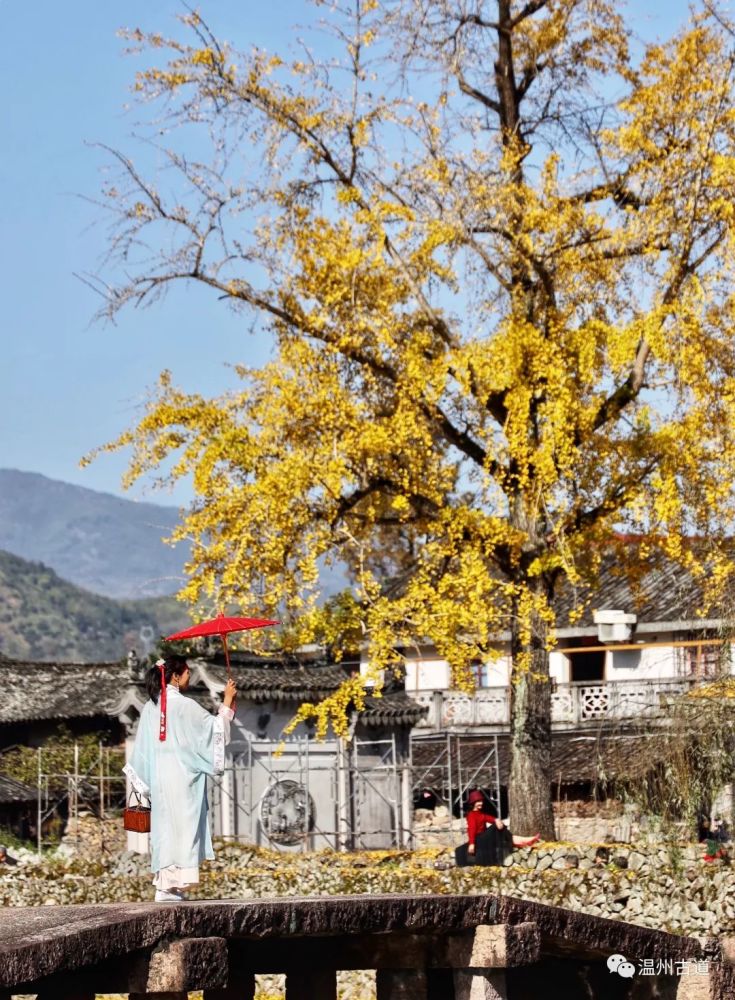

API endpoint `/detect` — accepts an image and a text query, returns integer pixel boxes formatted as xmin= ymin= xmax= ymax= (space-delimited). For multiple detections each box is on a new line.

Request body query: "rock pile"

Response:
xmin=59 ymin=811 xmax=127 ymax=859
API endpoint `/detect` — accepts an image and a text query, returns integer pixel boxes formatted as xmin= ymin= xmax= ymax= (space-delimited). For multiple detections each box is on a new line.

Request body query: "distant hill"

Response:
xmin=0 ymin=549 xmax=190 ymax=662
xmin=0 ymin=469 xmax=187 ymax=598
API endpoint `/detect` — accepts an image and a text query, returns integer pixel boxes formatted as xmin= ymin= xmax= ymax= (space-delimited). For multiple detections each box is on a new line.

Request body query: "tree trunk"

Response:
xmin=508 ymin=588 xmax=556 ymax=840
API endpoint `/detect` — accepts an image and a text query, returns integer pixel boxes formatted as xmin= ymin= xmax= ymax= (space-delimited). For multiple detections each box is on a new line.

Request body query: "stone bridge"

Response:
xmin=0 ymin=893 xmax=732 ymax=999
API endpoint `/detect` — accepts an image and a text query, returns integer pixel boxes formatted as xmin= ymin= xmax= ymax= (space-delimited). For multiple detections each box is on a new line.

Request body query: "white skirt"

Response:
xmin=153 ymin=864 xmax=200 ymax=891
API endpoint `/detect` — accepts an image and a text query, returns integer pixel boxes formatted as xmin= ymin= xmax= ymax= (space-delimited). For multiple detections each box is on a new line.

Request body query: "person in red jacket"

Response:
xmin=466 ymin=790 xmax=540 ymax=861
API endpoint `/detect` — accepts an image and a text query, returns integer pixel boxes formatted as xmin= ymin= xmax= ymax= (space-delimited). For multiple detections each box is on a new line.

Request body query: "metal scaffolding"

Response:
xmin=410 ymin=732 xmax=502 ymax=815
xmin=208 ymin=734 xmax=411 ymax=851
xmin=29 ymin=745 xmax=126 ymax=854
xmin=25 ymin=732 xmax=501 ymax=854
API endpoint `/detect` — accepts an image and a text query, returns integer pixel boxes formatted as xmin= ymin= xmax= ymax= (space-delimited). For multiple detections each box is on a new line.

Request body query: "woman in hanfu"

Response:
xmin=123 ymin=655 xmax=237 ymax=901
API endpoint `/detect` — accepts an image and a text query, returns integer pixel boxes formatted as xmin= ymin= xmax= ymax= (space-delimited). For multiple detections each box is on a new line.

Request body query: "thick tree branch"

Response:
xmin=569 ymin=457 xmax=660 ymax=533
xmin=456 ymin=70 xmax=501 ymax=114
xmin=510 ymin=0 xmax=551 ymax=29
xmin=592 ymin=339 xmax=650 ymax=432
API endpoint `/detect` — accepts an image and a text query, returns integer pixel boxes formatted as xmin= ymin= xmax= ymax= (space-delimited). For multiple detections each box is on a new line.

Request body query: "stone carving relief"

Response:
xmin=259 ymin=779 xmax=315 ymax=846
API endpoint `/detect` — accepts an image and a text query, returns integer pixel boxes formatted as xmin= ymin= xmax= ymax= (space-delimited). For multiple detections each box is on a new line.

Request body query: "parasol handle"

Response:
xmin=221 ymin=633 xmax=236 ymax=713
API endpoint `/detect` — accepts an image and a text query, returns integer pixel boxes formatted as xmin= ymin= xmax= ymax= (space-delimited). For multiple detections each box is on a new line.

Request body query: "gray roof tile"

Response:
xmin=0 ymin=774 xmax=37 ymax=804
xmin=0 ymin=656 xmax=425 ymax=727
xmin=0 ymin=660 xmax=125 ymax=724
xmin=412 ymin=729 xmax=671 ymax=785
xmin=554 ymin=552 xmax=713 ymax=627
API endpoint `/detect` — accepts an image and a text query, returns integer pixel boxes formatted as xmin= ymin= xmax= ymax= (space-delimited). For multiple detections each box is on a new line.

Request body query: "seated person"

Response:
xmin=713 ymin=817 xmax=730 ymax=844
xmin=698 ymin=815 xmax=712 ymax=843
xmin=456 ymin=791 xmax=540 ymax=867
xmin=0 ymin=846 xmax=18 ymax=867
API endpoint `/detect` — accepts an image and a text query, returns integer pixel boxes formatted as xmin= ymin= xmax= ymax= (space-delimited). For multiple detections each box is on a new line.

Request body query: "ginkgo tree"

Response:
xmin=87 ymin=0 xmax=735 ymax=836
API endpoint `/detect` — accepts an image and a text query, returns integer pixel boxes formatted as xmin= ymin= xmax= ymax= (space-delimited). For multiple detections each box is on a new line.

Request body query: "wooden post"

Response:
xmin=336 ymin=736 xmax=351 ymax=851
xmin=400 ymin=759 xmax=413 ymax=848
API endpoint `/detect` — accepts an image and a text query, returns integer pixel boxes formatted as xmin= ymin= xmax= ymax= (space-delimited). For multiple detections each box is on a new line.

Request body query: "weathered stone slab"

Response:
xmin=443 ymin=923 xmax=539 ymax=969
xmin=494 ymin=896 xmax=703 ymax=964
xmin=0 ymin=894 xmax=713 ymax=995
xmin=719 ymin=937 xmax=735 ymax=966
xmin=0 ymin=902 xmax=180 ymax=989
xmin=128 ymin=936 xmax=228 ymax=992
xmin=675 ymin=971 xmax=711 ymax=999
xmin=0 ymin=895 xmax=498 ymax=988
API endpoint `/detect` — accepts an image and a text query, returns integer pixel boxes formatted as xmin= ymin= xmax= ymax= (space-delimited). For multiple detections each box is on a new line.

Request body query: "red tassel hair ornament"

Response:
xmin=157 ymin=659 xmax=167 ymax=741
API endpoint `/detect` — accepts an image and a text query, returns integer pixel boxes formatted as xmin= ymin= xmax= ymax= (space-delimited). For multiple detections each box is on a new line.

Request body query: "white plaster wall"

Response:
xmin=477 ymin=655 xmax=511 ymax=686
xmin=402 ymin=648 xmax=591 ymax=691
xmin=404 ymin=657 xmax=451 ymax=691
xmin=607 ymin=639 xmax=678 ymax=681
xmin=229 ymin=702 xmax=332 ymax=741
xmin=549 ymin=651 xmax=568 ymax=684
xmin=379 ymin=635 xmax=724 ymax=694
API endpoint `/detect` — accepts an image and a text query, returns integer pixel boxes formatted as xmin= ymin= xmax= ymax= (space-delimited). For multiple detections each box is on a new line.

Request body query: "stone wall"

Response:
xmin=59 ymin=810 xmax=128 ymax=859
xmin=2 ymin=836 xmax=734 ymax=939
xmin=499 ymin=842 xmax=731 ymax=934
xmin=413 ymin=799 xmax=634 ymax=848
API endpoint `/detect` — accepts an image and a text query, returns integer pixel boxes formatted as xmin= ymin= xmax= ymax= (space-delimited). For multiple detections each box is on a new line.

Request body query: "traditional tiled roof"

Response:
xmin=0 ymin=774 xmax=37 ymax=804
xmin=554 ymin=550 xmax=728 ymax=629
xmin=360 ymin=692 xmax=428 ymax=727
xmin=202 ymin=661 xmax=356 ymax=702
xmin=195 ymin=661 xmax=426 ymax=726
xmin=0 ymin=654 xmax=425 ymax=728
xmin=412 ymin=729 xmax=671 ymax=786
xmin=0 ymin=658 xmax=127 ymax=725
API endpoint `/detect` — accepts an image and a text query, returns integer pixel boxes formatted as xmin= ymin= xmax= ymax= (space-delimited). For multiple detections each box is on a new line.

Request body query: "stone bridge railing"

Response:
xmin=0 ymin=893 xmax=731 ymax=999
xmin=411 ymin=677 xmax=698 ymax=729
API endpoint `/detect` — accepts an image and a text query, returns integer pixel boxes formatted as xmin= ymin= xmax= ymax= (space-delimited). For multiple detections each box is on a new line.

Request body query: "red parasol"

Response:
xmin=165 ymin=614 xmax=279 ymax=695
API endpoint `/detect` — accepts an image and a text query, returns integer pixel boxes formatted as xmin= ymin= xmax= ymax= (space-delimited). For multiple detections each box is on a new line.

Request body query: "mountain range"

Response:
xmin=0 ymin=469 xmax=348 ymax=661
xmin=0 ymin=469 xmax=191 ymax=660
xmin=0 ymin=469 xmax=187 ymax=599
xmin=0 ymin=548 xmax=189 ymax=662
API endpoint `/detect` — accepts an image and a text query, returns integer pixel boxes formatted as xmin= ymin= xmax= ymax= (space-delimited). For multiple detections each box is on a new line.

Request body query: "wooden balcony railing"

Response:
xmin=409 ymin=677 xmax=700 ymax=729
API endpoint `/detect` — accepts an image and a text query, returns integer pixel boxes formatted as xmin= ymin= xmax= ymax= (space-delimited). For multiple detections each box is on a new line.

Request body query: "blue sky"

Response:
xmin=1 ymin=0 xmax=694 ymax=507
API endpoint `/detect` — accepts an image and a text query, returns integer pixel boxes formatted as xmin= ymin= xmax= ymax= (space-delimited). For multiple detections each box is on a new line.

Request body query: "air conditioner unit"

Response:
xmin=593 ymin=610 xmax=637 ymax=643
xmin=596 ymin=622 xmax=632 ymax=643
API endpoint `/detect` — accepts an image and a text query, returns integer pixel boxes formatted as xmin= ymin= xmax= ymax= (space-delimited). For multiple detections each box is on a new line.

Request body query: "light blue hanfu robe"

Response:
xmin=123 ymin=687 xmax=233 ymax=890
